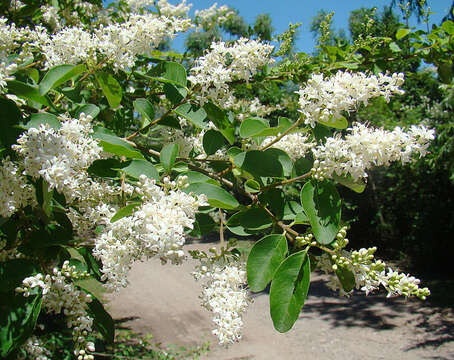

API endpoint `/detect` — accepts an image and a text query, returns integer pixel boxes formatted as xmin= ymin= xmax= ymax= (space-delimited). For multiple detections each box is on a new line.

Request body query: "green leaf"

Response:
xmin=396 ymin=28 xmax=411 ymax=40
xmin=247 ymin=234 xmax=288 ymax=292
xmin=239 ymin=117 xmax=269 ymax=138
xmin=0 ymin=259 xmax=37 ymax=292
xmin=244 ymin=179 xmax=260 ymax=193
xmin=178 ymin=171 xmax=218 ymax=185
xmin=270 ymin=250 xmax=310 ymax=333
xmin=0 ymin=97 xmax=23 ymax=148
xmin=88 ymin=158 xmax=124 ymax=178
xmin=301 ymin=181 xmax=341 ymax=245
xmin=110 ymin=202 xmax=141 ymax=223
xmin=74 ymin=277 xmax=106 ymax=302
xmin=133 ymin=98 xmax=155 ymax=128
xmin=234 ymin=150 xmax=283 ymax=178
xmin=0 ymin=289 xmax=42 ymax=357
xmin=175 ymin=103 xmax=208 ymax=128
xmin=437 ymin=62 xmax=453 ymax=84
xmin=149 ymin=61 xmax=187 ymax=87
xmin=204 ymin=102 xmax=235 ymax=144
xmin=292 ymin=155 xmax=313 ymax=176
xmin=163 ymin=83 xmax=187 ymax=105
xmin=389 ymin=41 xmax=401 ymax=52
xmin=121 ymin=159 xmax=159 ymax=181
xmin=336 ymin=266 xmax=356 ymax=292
xmin=441 ymin=20 xmax=454 ymax=35
xmin=160 ymin=143 xmax=179 ymax=172
xmin=184 ymin=183 xmax=239 ymax=210
xmin=39 ymin=64 xmax=86 ymax=96
xmin=86 ymin=297 xmax=115 ymax=344
xmin=7 ymin=80 xmax=50 ymax=106
xmin=235 ymin=207 xmax=273 ymax=231
xmin=203 ymin=129 xmax=225 ymax=155
xmin=96 ymin=72 xmax=122 ymax=108
xmin=294 ymin=212 xmax=310 ymax=224
xmin=25 ymin=112 xmax=61 ymax=130
xmin=77 ymin=247 xmax=103 ymax=280
xmin=76 ymin=104 xmax=100 ymax=119
xmin=189 ymin=213 xmax=216 ymax=237
xmin=318 ymin=115 xmax=348 ymax=129
xmin=265 ymin=148 xmax=293 ymax=177
xmin=93 ymin=127 xmax=144 ymax=159
xmin=333 ymin=174 xmax=366 ymax=193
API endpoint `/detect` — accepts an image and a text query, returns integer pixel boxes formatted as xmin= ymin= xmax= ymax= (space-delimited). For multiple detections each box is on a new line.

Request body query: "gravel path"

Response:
xmin=107 ymin=243 xmax=454 ymax=360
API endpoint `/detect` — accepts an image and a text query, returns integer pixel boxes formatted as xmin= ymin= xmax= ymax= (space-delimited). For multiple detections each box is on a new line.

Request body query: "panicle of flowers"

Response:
xmin=316 ymin=228 xmax=430 ymax=299
xmin=224 ymin=96 xmax=281 ymax=121
xmin=40 ymin=5 xmax=63 ymax=30
xmin=94 ymin=13 xmax=192 ymax=72
xmin=261 ymin=132 xmax=315 ymax=161
xmin=0 ymin=158 xmax=36 ymax=218
xmin=0 ymin=61 xmax=17 ymax=93
xmin=311 ymin=122 xmax=435 ymax=181
xmin=93 ymin=175 xmax=207 ymax=291
xmin=193 ymin=260 xmax=250 ymax=346
xmin=157 ymin=0 xmax=192 ymax=18
xmin=13 ymin=113 xmax=103 ymax=202
xmin=188 ymin=38 xmax=274 ymax=104
xmin=16 ymin=261 xmax=95 ymax=359
xmin=297 ymin=71 xmax=405 ymax=128
xmin=19 ymin=336 xmax=51 ymax=360
xmin=194 ymin=3 xmax=236 ymax=30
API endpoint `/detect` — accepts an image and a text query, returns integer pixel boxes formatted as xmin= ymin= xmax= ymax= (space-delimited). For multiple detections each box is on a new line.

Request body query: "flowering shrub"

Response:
xmin=0 ymin=0 xmax=448 ymax=357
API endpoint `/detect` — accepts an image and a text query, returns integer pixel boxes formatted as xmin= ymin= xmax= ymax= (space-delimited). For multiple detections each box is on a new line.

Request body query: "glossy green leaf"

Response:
xmin=318 ymin=115 xmax=348 ymax=129
xmin=178 ymin=171 xmax=218 ymax=185
xmin=93 ymin=127 xmax=144 ymax=159
xmin=189 ymin=213 xmax=216 ymax=237
xmin=149 ymin=61 xmax=187 ymax=87
xmin=203 ymin=129 xmax=225 ymax=155
xmin=292 ymin=155 xmax=314 ymax=176
xmin=204 ymin=102 xmax=235 ymax=144
xmin=86 ymin=297 xmax=115 ymax=343
xmin=96 ymin=72 xmax=122 ymax=108
xmin=239 ymin=117 xmax=269 ymax=138
xmin=389 ymin=41 xmax=401 ymax=52
xmin=245 ymin=179 xmax=261 ymax=193
xmin=7 ymin=80 xmax=50 ymax=106
xmin=0 ymin=259 xmax=37 ymax=292
xmin=0 ymin=97 xmax=23 ymax=148
xmin=110 ymin=202 xmax=141 ymax=223
xmin=0 ymin=289 xmax=42 ymax=357
xmin=163 ymin=83 xmax=187 ymax=105
xmin=270 ymin=250 xmax=310 ymax=333
xmin=175 ymin=103 xmax=208 ymax=128
xmin=247 ymin=234 xmax=288 ymax=292
xmin=234 ymin=150 xmax=283 ymax=178
xmin=134 ymin=98 xmax=155 ymax=128
xmin=441 ymin=20 xmax=454 ymax=34
xmin=333 ymin=174 xmax=366 ymax=193
xmin=160 ymin=143 xmax=179 ymax=172
xmin=301 ymin=181 xmax=341 ymax=245
xmin=74 ymin=277 xmax=106 ymax=302
xmin=336 ymin=266 xmax=356 ymax=292
xmin=39 ymin=64 xmax=86 ymax=95
xmin=396 ymin=28 xmax=411 ymax=40
xmin=265 ymin=148 xmax=293 ymax=177
xmin=76 ymin=104 xmax=100 ymax=119
xmin=121 ymin=159 xmax=159 ymax=181
xmin=184 ymin=183 xmax=239 ymax=210
xmin=25 ymin=113 xmax=61 ymax=130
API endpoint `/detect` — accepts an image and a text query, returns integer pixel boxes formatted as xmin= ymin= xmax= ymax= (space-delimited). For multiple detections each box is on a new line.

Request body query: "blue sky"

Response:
xmin=105 ymin=0 xmax=451 ymax=52
xmin=182 ymin=0 xmax=450 ymax=52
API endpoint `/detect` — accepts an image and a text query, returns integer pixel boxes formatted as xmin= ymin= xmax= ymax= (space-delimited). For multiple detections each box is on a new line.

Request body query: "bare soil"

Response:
xmin=107 ymin=242 xmax=454 ymax=360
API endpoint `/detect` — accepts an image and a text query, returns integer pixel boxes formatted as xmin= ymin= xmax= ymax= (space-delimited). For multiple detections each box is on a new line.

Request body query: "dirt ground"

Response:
xmin=107 ymin=242 xmax=454 ymax=360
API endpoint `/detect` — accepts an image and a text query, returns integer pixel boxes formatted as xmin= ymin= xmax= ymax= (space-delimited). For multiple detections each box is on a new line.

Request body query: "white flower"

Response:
xmin=261 ymin=132 xmax=315 ymax=161
xmin=297 ymin=71 xmax=405 ymax=128
xmin=188 ymin=38 xmax=274 ymax=104
xmin=312 ymin=123 xmax=435 ymax=181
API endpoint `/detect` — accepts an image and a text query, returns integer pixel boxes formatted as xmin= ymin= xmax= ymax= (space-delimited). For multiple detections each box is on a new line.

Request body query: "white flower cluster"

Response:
xmin=94 ymin=175 xmax=206 ymax=291
xmin=0 ymin=158 xmax=36 ymax=217
xmin=297 ymin=71 xmax=405 ymax=127
xmin=194 ymin=3 xmax=236 ymax=30
xmin=318 ymin=248 xmax=430 ymax=299
xmin=224 ymin=96 xmax=281 ymax=121
xmin=13 ymin=113 xmax=103 ymax=202
xmin=312 ymin=123 xmax=435 ymax=181
xmin=19 ymin=336 xmax=51 ymax=360
xmin=188 ymin=38 xmax=274 ymax=104
xmin=37 ymin=13 xmax=191 ymax=71
xmin=16 ymin=261 xmax=96 ymax=359
xmin=41 ymin=5 xmax=62 ymax=30
xmin=193 ymin=261 xmax=249 ymax=346
xmin=157 ymin=0 xmax=192 ymax=18
xmin=262 ymin=132 xmax=315 ymax=161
